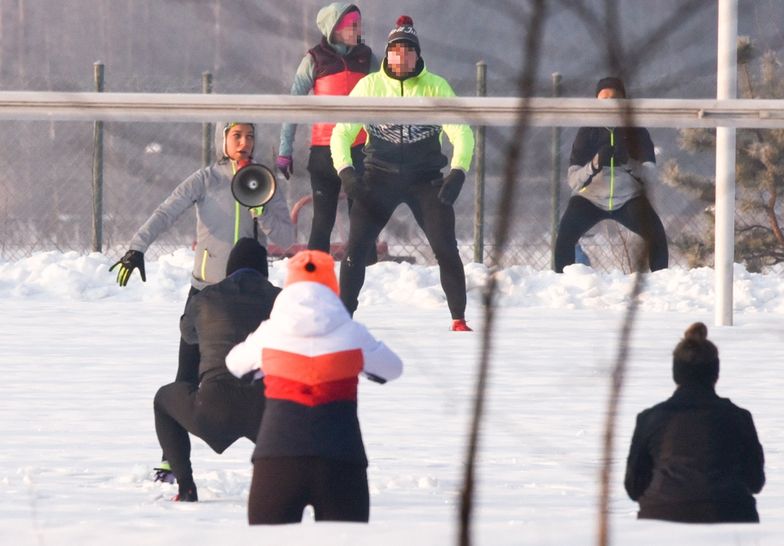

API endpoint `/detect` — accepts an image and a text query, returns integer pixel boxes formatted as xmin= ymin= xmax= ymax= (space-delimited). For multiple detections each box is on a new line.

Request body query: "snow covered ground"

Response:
xmin=1 ymin=249 xmax=782 ymax=545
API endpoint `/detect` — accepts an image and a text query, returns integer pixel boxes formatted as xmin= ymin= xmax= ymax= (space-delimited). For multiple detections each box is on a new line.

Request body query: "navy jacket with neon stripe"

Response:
xmin=567 ymin=126 xmax=657 ymax=211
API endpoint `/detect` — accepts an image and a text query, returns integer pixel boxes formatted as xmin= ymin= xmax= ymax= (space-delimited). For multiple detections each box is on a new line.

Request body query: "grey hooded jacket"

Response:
xmin=129 ymin=125 xmax=295 ymax=290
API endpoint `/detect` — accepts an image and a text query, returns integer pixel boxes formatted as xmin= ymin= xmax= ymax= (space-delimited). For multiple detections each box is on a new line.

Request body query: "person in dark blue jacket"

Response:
xmin=153 ymin=238 xmax=281 ymax=502
xmin=554 ymin=77 xmax=668 ymax=273
xmin=624 ymin=322 xmax=765 ymax=523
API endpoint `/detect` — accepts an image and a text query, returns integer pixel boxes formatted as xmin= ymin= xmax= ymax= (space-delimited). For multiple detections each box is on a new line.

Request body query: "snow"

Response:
xmin=1 ymin=250 xmax=782 ymax=545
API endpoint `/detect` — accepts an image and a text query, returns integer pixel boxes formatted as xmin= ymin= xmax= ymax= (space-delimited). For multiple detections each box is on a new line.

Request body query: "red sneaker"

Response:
xmin=451 ymin=319 xmax=473 ymax=332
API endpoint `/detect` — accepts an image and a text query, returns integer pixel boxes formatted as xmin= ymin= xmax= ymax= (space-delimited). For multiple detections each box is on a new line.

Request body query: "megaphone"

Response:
xmin=231 ymin=163 xmax=277 ymax=208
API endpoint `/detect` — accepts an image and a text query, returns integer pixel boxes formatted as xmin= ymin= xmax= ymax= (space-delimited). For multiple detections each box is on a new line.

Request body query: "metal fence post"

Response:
xmin=473 ymin=61 xmax=486 ymax=264
xmin=202 ymin=72 xmax=213 ymax=167
xmin=550 ymin=72 xmax=562 ymax=269
xmin=92 ymin=62 xmax=104 ymax=253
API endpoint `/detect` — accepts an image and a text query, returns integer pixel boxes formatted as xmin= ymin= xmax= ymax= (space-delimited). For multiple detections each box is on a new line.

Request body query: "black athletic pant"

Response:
xmin=158 ymin=287 xmax=202 ymax=465
xmin=248 ymin=456 xmax=369 ymax=524
xmin=306 ymin=146 xmax=365 ymax=253
xmin=153 ymin=375 xmax=265 ymax=485
xmin=339 ymin=168 xmax=467 ymax=319
xmin=554 ymin=195 xmax=668 ymax=273
xmin=176 ymin=286 xmax=201 ymax=384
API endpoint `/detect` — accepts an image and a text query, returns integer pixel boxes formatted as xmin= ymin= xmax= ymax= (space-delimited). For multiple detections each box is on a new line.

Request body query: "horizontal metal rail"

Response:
xmin=0 ymin=92 xmax=782 ymax=128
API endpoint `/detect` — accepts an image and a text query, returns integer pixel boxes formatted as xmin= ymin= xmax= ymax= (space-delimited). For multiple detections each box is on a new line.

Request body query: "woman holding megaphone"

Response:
xmin=109 ymin=122 xmax=295 ymax=481
xmin=111 ymin=122 xmax=295 ymax=482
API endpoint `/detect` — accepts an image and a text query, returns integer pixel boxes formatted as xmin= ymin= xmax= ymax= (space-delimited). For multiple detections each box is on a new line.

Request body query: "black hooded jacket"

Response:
xmin=180 ymin=269 xmax=281 ymax=382
xmin=624 ymin=383 xmax=765 ymax=523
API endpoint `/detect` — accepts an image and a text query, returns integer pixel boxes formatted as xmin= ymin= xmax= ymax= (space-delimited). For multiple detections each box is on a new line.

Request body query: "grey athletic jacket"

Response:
xmin=129 ymin=155 xmax=295 ymax=290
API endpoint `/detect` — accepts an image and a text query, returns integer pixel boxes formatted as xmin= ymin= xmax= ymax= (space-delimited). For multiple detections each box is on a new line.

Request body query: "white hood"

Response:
xmin=268 ymin=281 xmax=349 ymax=337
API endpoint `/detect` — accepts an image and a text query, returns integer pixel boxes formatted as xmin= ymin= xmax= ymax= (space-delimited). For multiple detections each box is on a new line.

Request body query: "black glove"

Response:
xmin=339 ymin=167 xmax=368 ymax=201
xmin=109 ymin=250 xmax=146 ymax=287
xmin=595 ymin=144 xmax=614 ymax=168
xmin=595 ymin=143 xmax=629 ymax=169
xmin=363 ymin=371 xmax=387 ymax=384
xmin=240 ymin=370 xmax=263 ymax=385
xmin=433 ymin=169 xmax=466 ymax=206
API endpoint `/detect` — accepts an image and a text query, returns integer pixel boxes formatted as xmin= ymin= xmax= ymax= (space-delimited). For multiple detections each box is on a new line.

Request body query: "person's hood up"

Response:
xmin=316 ymin=2 xmax=358 ymax=46
xmin=268 ymin=281 xmax=350 ymax=338
xmin=214 ymin=121 xmax=256 ymax=162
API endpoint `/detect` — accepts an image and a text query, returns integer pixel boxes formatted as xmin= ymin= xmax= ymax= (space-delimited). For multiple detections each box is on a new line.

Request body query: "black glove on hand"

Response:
xmin=109 ymin=250 xmax=146 ymax=287
xmin=595 ymin=142 xmax=629 ymax=170
xmin=339 ymin=167 xmax=368 ymax=201
xmin=596 ymin=144 xmax=615 ymax=168
xmin=363 ymin=371 xmax=387 ymax=384
xmin=434 ymin=169 xmax=466 ymax=206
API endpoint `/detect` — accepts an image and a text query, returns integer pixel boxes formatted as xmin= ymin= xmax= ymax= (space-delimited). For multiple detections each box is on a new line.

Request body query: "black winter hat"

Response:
xmin=672 ymin=322 xmax=720 ymax=386
xmin=387 ymin=15 xmax=420 ymax=56
xmin=595 ymin=77 xmax=626 ymax=98
xmin=226 ymin=237 xmax=268 ymax=277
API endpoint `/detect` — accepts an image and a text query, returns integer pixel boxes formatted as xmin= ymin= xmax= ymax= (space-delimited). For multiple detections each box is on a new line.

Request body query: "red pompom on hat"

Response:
xmin=387 ymin=15 xmax=420 ymax=54
xmin=285 ymin=250 xmax=339 ymax=295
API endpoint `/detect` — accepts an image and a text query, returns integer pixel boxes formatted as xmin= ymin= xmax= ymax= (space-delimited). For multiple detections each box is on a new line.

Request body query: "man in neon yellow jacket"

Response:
xmin=330 ymin=15 xmax=475 ymax=331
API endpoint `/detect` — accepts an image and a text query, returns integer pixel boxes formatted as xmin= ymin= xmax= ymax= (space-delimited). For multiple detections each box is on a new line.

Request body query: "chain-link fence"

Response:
xmin=0 ymin=111 xmax=719 ymax=272
xmin=2 ymin=0 xmax=782 ymax=272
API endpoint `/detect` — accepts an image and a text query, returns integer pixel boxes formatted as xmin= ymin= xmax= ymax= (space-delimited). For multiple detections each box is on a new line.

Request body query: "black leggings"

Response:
xmin=153 ymin=376 xmax=265 ymax=484
xmin=306 ymin=146 xmax=365 ymax=253
xmin=248 ymin=456 xmax=369 ymax=524
xmin=554 ymin=195 xmax=668 ymax=273
xmin=340 ymin=169 xmax=467 ymax=319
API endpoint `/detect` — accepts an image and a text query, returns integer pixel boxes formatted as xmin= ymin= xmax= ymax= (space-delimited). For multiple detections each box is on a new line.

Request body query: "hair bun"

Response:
xmin=396 ymin=15 xmax=414 ymax=27
xmin=684 ymin=322 xmax=708 ymax=343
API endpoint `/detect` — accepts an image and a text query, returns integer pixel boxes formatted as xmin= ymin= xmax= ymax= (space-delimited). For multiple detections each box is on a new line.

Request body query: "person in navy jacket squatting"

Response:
xmin=227 ymin=249 xmax=402 ymax=524
xmin=553 ymin=77 xmax=668 ymax=273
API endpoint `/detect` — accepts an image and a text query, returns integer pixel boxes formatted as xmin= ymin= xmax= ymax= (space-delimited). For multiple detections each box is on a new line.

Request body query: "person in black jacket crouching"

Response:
xmin=153 ymin=238 xmax=281 ymax=502
xmin=624 ymin=322 xmax=765 ymax=523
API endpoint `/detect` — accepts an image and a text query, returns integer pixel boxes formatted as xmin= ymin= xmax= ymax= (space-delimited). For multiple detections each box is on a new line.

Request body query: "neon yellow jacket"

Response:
xmin=330 ymin=62 xmax=474 ymax=174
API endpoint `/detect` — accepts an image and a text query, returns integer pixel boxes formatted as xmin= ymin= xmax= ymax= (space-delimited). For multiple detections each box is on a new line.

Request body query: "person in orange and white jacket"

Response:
xmin=226 ymin=249 xmax=402 ymax=524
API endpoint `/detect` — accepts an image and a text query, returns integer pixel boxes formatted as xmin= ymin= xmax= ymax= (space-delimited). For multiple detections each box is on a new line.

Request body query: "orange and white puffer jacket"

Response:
xmin=226 ymin=281 xmax=402 ymax=465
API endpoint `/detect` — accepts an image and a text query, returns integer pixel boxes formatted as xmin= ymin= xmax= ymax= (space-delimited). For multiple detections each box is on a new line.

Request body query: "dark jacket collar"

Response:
xmin=670 ymin=382 xmax=719 ymax=403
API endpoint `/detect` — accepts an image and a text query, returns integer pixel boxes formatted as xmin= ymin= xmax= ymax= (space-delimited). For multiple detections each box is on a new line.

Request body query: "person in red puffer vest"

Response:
xmin=226 ymin=250 xmax=402 ymax=524
xmin=276 ymin=3 xmax=378 ymax=255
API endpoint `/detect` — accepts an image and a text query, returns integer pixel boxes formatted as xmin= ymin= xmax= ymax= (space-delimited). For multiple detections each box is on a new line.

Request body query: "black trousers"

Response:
xmin=248 ymin=456 xmax=369 ymax=524
xmin=339 ymin=168 xmax=467 ymax=319
xmin=153 ymin=375 xmax=265 ymax=484
xmin=306 ymin=146 xmax=365 ymax=253
xmin=554 ymin=195 xmax=668 ymax=273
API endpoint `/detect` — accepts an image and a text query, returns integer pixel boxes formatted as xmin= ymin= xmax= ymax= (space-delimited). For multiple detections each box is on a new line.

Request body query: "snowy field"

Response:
xmin=1 ymin=249 xmax=782 ymax=545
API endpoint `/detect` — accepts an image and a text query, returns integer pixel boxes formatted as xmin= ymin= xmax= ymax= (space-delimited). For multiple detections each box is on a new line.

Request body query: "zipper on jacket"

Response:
xmin=232 ymin=161 xmax=241 ymax=244
xmin=200 ymin=249 xmax=209 ymax=281
xmin=399 ymin=79 xmax=405 ymax=166
xmin=608 ymin=128 xmax=615 ymax=211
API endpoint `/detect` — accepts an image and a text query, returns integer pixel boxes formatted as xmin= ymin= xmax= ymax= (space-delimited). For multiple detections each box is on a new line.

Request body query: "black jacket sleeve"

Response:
xmin=624 ymin=412 xmax=654 ymax=500
xmin=569 ymin=127 xmax=599 ymax=167
xmin=739 ymin=409 xmax=765 ymax=494
xmin=624 ymin=128 xmax=656 ymax=163
xmin=179 ymin=298 xmax=199 ymax=346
